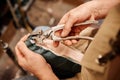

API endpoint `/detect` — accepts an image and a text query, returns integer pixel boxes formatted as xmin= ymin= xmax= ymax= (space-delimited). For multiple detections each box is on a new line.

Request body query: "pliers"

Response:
xmin=31 ymin=20 xmax=98 ymax=44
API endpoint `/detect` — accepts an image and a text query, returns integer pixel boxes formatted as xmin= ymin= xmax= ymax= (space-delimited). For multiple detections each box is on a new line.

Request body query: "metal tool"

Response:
xmin=31 ymin=20 xmax=98 ymax=44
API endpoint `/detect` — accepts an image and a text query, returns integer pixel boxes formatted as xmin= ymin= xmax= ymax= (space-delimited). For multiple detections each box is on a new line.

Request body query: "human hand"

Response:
xmin=53 ymin=1 xmax=98 ymax=47
xmin=15 ymin=35 xmax=58 ymax=80
xmin=53 ymin=0 xmax=118 ymax=47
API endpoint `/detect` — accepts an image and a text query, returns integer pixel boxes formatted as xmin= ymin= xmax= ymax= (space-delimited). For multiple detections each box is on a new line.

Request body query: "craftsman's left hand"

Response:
xmin=15 ymin=35 xmax=58 ymax=80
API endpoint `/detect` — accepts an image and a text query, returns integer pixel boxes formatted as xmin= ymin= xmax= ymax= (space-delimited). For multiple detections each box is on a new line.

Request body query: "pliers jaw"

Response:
xmin=35 ymin=25 xmax=64 ymax=43
xmin=29 ymin=29 xmax=53 ymax=44
xmin=28 ymin=29 xmax=44 ymax=44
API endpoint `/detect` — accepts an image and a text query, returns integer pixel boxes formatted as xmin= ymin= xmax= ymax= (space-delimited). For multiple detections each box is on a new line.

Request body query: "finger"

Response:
xmin=20 ymin=34 xmax=30 ymax=42
xmin=71 ymin=39 xmax=78 ymax=44
xmin=17 ymin=41 xmax=32 ymax=58
xmin=15 ymin=34 xmax=31 ymax=59
xmin=15 ymin=46 xmax=25 ymax=62
xmin=64 ymin=40 xmax=72 ymax=46
xmin=61 ymin=15 xmax=77 ymax=37
xmin=58 ymin=12 xmax=69 ymax=25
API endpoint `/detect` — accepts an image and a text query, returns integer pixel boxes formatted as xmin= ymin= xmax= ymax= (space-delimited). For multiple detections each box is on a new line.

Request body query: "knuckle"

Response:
xmin=64 ymin=26 xmax=71 ymax=32
xmin=69 ymin=13 xmax=76 ymax=19
xmin=16 ymin=42 xmax=20 ymax=47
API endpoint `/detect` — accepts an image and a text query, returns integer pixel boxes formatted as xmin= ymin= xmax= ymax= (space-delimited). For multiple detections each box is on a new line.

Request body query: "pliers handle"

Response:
xmin=32 ymin=20 xmax=98 ymax=44
xmin=49 ymin=20 xmax=98 ymax=41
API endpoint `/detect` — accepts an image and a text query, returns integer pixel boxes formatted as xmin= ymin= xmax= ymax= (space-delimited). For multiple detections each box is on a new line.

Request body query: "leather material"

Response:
xmin=25 ymin=36 xmax=81 ymax=79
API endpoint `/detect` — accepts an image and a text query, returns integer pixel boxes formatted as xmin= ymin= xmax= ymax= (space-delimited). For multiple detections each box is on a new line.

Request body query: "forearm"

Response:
xmin=94 ymin=0 xmax=120 ymax=18
xmin=92 ymin=0 xmax=120 ymax=19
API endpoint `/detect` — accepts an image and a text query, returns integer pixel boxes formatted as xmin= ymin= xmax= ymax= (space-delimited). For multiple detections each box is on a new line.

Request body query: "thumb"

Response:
xmin=61 ymin=19 xmax=73 ymax=37
xmin=61 ymin=15 xmax=78 ymax=37
xmin=61 ymin=27 xmax=71 ymax=37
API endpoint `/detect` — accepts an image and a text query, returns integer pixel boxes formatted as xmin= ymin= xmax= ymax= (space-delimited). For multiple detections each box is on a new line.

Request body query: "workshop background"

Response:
xmin=0 ymin=0 xmax=86 ymax=80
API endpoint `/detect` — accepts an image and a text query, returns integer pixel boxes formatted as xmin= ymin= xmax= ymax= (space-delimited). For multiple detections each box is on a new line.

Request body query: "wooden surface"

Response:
xmin=0 ymin=21 xmax=16 ymax=43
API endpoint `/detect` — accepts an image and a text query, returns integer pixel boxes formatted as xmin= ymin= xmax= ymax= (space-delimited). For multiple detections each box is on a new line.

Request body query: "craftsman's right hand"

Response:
xmin=53 ymin=0 xmax=119 ymax=47
xmin=15 ymin=35 xmax=58 ymax=80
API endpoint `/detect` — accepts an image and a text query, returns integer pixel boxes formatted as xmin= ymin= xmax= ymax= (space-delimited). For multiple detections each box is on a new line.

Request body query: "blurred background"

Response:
xmin=0 ymin=0 xmax=85 ymax=80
